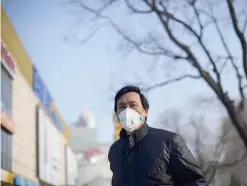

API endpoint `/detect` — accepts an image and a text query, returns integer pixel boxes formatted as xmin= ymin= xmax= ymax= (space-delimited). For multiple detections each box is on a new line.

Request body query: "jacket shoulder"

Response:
xmin=108 ymin=139 xmax=123 ymax=161
xmin=149 ymin=127 xmax=178 ymax=141
xmin=110 ymin=139 xmax=123 ymax=150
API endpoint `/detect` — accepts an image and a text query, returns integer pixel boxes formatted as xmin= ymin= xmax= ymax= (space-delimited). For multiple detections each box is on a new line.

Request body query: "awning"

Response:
xmin=0 ymin=111 xmax=16 ymax=133
xmin=14 ymin=176 xmax=40 ymax=186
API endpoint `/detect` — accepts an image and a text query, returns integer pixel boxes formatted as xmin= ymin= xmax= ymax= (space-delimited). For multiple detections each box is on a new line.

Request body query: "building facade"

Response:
xmin=70 ymin=110 xmax=98 ymax=152
xmin=1 ymin=6 xmax=77 ymax=186
xmin=70 ymin=111 xmax=112 ymax=186
xmin=70 ymin=127 xmax=98 ymax=153
xmin=76 ymin=144 xmax=112 ymax=186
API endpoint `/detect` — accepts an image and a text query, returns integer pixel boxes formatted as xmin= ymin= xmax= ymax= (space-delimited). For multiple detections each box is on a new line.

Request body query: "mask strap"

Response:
xmin=140 ymin=111 xmax=146 ymax=121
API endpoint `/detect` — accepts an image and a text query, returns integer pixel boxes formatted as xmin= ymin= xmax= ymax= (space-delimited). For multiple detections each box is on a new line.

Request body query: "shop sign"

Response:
xmin=33 ymin=66 xmax=62 ymax=131
xmin=1 ymin=44 xmax=15 ymax=76
xmin=1 ymin=169 xmax=15 ymax=184
xmin=1 ymin=169 xmax=4 ymax=181
xmin=14 ymin=175 xmax=40 ymax=186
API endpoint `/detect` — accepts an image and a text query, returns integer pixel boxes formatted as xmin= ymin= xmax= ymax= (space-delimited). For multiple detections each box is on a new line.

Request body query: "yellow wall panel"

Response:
xmin=1 ymin=7 xmax=33 ymax=87
xmin=115 ymin=125 xmax=122 ymax=140
xmin=51 ymin=102 xmax=71 ymax=144
xmin=63 ymin=123 xmax=71 ymax=144
xmin=113 ymin=113 xmax=122 ymax=140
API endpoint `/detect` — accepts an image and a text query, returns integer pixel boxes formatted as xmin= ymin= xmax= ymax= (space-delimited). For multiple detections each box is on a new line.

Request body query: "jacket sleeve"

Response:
xmin=168 ymin=134 xmax=208 ymax=186
xmin=108 ymin=147 xmax=116 ymax=186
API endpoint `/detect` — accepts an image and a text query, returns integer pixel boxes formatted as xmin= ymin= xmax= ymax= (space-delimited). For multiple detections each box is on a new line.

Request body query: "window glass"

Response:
xmin=9 ymin=133 xmax=12 ymax=170
xmin=1 ymin=64 xmax=13 ymax=116
xmin=6 ymin=133 xmax=10 ymax=170
xmin=1 ymin=126 xmax=12 ymax=171
xmin=1 ymin=128 xmax=5 ymax=168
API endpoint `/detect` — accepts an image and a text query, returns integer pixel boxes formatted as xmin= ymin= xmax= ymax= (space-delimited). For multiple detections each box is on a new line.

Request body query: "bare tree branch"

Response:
xmin=71 ymin=0 xmax=189 ymax=60
xmin=68 ymin=0 xmax=247 ymax=149
xmin=144 ymin=74 xmax=201 ymax=92
xmin=148 ymin=1 xmax=224 ymax=96
xmin=147 ymin=0 xmax=247 ymax=148
xmin=207 ymin=151 xmax=247 ymax=184
xmin=204 ymin=128 xmax=226 ymax=184
xmin=204 ymin=120 xmax=247 ymax=184
xmin=157 ymin=1 xmax=224 ymax=91
xmin=226 ymin=0 xmax=247 ymax=79
xmin=124 ymin=0 xmax=153 ymax=14
xmin=159 ymin=106 xmax=245 ymax=185
xmin=219 ymin=58 xmax=229 ymax=73
xmin=243 ymin=19 xmax=247 ymax=33
xmin=74 ymin=22 xmax=108 ymax=44
xmin=190 ymin=116 xmax=206 ymax=169
xmin=214 ymin=151 xmax=247 ymax=169
xmin=208 ymin=4 xmax=246 ymax=109
xmin=186 ymin=0 xmax=204 ymax=38
xmin=97 ymin=0 xmax=119 ymax=15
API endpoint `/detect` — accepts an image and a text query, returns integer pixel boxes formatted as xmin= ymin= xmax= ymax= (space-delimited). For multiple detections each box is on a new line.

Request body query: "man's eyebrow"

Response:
xmin=117 ymin=101 xmax=125 ymax=105
xmin=129 ymin=101 xmax=137 ymax=104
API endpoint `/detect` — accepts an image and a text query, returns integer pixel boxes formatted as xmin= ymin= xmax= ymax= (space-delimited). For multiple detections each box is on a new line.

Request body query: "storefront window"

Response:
xmin=1 ymin=64 xmax=13 ymax=116
xmin=1 ymin=126 xmax=12 ymax=171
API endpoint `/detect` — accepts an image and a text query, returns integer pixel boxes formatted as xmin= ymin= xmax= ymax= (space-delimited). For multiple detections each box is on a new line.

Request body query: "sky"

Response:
xmin=2 ymin=0 xmax=244 ymax=143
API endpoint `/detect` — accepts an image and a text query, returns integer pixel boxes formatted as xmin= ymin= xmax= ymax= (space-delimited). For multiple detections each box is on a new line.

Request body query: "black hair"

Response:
xmin=114 ymin=85 xmax=149 ymax=113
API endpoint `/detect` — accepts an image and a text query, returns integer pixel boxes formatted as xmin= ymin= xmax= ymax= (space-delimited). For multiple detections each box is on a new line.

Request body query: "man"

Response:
xmin=108 ymin=85 xmax=207 ymax=186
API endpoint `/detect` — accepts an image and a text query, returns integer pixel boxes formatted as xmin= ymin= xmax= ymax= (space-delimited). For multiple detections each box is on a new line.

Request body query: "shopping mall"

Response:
xmin=1 ymin=6 xmax=77 ymax=186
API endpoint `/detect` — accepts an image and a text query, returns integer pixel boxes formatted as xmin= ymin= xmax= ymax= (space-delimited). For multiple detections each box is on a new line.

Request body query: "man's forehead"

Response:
xmin=117 ymin=92 xmax=140 ymax=104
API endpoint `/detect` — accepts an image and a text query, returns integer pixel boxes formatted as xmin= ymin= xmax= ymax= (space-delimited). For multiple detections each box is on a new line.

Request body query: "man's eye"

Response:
xmin=130 ymin=104 xmax=138 ymax=107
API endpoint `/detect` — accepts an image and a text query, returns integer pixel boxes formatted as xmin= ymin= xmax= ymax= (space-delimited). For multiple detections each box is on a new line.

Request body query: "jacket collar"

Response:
xmin=120 ymin=122 xmax=149 ymax=148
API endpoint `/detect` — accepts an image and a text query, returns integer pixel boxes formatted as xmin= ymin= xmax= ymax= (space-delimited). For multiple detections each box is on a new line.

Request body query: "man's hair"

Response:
xmin=114 ymin=85 xmax=149 ymax=113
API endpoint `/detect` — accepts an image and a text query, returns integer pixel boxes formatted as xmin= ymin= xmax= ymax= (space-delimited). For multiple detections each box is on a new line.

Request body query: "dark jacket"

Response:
xmin=108 ymin=123 xmax=207 ymax=186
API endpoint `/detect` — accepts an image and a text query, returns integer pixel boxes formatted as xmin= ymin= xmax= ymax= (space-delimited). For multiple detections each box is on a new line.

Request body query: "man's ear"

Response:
xmin=145 ymin=109 xmax=149 ymax=115
xmin=144 ymin=109 xmax=149 ymax=120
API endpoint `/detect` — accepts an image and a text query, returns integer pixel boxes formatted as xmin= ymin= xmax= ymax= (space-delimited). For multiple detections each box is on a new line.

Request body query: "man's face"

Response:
xmin=116 ymin=92 xmax=148 ymax=118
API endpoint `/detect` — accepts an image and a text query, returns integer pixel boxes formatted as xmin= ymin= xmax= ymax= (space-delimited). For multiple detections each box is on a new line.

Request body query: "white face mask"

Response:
xmin=117 ymin=108 xmax=145 ymax=132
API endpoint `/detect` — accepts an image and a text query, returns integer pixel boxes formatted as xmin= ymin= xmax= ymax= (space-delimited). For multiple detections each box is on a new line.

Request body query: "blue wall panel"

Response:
xmin=33 ymin=66 xmax=62 ymax=131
